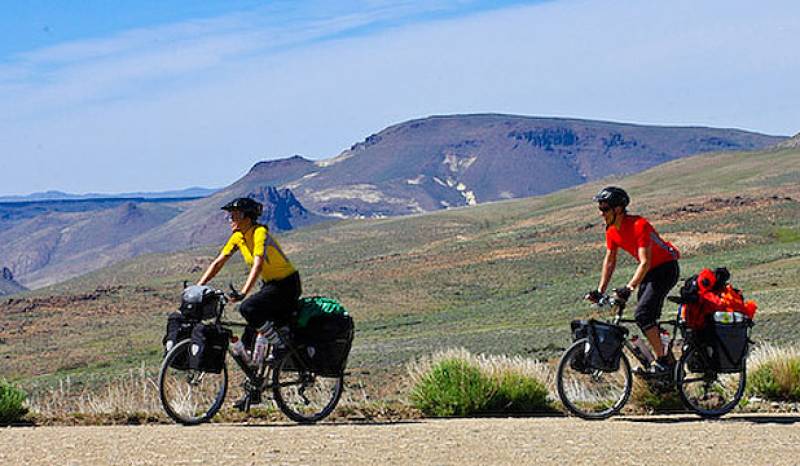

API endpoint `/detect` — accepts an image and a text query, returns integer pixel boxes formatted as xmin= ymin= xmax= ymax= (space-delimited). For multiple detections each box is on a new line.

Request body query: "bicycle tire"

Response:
xmin=271 ymin=353 xmax=343 ymax=423
xmin=159 ymin=339 xmax=228 ymax=425
xmin=556 ymin=338 xmax=632 ymax=420
xmin=675 ymin=345 xmax=746 ymax=418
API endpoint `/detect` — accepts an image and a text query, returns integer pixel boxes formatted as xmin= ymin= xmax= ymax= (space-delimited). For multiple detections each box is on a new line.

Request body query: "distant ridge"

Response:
xmin=0 ymin=186 xmax=218 ymax=203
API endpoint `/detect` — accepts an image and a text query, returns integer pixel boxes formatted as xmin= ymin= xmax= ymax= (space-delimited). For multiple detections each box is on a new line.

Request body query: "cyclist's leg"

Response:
xmin=240 ymin=273 xmax=302 ymax=347
xmin=635 ymin=261 xmax=679 ymax=358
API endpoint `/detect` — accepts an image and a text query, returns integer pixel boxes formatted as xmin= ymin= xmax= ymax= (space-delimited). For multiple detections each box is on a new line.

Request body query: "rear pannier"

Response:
xmin=703 ymin=320 xmax=751 ymax=373
xmin=180 ymin=285 xmax=220 ymax=321
xmin=291 ymin=297 xmax=355 ymax=377
xmin=571 ymin=319 xmax=629 ymax=372
xmin=189 ymin=323 xmax=231 ymax=374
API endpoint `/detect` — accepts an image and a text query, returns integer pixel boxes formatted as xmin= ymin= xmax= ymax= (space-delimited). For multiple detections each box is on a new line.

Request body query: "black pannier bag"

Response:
xmin=188 ymin=323 xmax=231 ymax=373
xmin=162 ymin=312 xmax=195 ymax=370
xmin=704 ymin=321 xmax=750 ymax=373
xmin=571 ymin=319 xmax=628 ymax=372
xmin=293 ymin=313 xmax=355 ymax=377
xmin=180 ymin=285 xmax=220 ymax=321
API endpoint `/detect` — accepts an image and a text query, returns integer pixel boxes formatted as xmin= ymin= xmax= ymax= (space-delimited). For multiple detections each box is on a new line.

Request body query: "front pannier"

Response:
xmin=571 ymin=319 xmax=628 ymax=372
xmin=180 ymin=285 xmax=220 ymax=321
xmin=704 ymin=321 xmax=750 ymax=373
xmin=188 ymin=323 xmax=231 ymax=373
xmin=163 ymin=312 xmax=195 ymax=370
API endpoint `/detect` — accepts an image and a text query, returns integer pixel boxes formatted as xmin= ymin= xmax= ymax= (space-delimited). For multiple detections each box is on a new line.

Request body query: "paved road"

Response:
xmin=2 ymin=414 xmax=799 ymax=465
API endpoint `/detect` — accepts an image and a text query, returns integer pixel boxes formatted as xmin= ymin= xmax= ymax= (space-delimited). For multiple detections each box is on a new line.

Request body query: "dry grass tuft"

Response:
xmin=748 ymin=343 xmax=800 ymax=401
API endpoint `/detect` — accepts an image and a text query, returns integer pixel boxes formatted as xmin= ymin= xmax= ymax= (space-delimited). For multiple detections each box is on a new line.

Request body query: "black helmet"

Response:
xmin=592 ymin=186 xmax=630 ymax=208
xmin=221 ymin=197 xmax=263 ymax=220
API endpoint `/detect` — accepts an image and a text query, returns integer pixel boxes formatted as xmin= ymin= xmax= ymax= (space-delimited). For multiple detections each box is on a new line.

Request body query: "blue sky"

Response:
xmin=1 ymin=0 xmax=798 ymax=196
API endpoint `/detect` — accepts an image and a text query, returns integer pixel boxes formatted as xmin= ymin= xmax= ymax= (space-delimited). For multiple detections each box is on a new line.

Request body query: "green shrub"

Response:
xmin=409 ymin=358 xmax=496 ymax=417
xmin=748 ymin=356 xmax=800 ymax=401
xmin=0 ymin=379 xmax=28 ymax=424
xmin=408 ymin=352 xmax=552 ymax=416
xmin=490 ymin=371 xmax=549 ymax=413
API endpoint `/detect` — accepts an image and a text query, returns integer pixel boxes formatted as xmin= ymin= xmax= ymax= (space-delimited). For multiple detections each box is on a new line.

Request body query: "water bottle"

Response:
xmin=230 ymin=336 xmax=251 ymax=366
xmin=631 ymin=335 xmax=654 ymax=364
xmin=714 ymin=311 xmax=733 ymax=324
xmin=253 ymin=332 xmax=269 ymax=366
xmin=659 ymin=329 xmax=671 ymax=357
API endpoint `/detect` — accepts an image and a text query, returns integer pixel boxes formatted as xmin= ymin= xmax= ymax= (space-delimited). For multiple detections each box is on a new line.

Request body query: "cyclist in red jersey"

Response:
xmin=588 ymin=186 xmax=680 ymax=375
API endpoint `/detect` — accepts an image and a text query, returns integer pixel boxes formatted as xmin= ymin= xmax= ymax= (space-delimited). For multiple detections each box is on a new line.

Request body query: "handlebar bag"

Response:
xmin=188 ymin=323 xmax=231 ymax=373
xmin=180 ymin=285 xmax=220 ymax=321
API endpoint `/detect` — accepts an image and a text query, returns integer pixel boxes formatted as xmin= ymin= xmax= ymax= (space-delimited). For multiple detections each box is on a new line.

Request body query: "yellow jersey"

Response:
xmin=221 ymin=225 xmax=297 ymax=282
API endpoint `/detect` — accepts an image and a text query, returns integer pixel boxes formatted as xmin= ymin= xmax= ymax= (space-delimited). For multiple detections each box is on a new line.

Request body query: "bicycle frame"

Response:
xmin=216 ymin=302 xmax=317 ymax=394
xmin=597 ymin=296 xmax=681 ymax=370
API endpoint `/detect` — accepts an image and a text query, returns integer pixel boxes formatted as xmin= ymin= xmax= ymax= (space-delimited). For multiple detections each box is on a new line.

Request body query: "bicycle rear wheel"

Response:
xmin=272 ymin=353 xmax=343 ymax=423
xmin=159 ymin=339 xmax=228 ymax=425
xmin=556 ymin=338 xmax=632 ymax=420
xmin=676 ymin=345 xmax=746 ymax=418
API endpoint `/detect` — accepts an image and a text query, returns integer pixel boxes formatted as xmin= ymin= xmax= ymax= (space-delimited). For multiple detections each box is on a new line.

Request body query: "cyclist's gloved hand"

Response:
xmin=585 ymin=290 xmax=603 ymax=303
xmin=613 ymin=286 xmax=632 ymax=302
xmin=227 ymin=284 xmax=245 ymax=302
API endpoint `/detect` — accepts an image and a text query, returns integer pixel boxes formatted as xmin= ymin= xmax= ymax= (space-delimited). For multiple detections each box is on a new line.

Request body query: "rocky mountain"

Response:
xmin=281 ymin=115 xmax=784 ymax=217
xmin=0 ymin=114 xmax=785 ymax=291
xmin=775 ymin=132 xmax=800 ymax=149
xmin=0 ymin=186 xmax=321 ymax=289
xmin=0 ymin=267 xmax=27 ymax=296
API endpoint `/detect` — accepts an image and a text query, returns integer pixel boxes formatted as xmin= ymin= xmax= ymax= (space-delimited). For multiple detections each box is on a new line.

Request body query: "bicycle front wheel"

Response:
xmin=159 ymin=339 xmax=228 ymax=425
xmin=556 ymin=338 xmax=632 ymax=420
xmin=676 ymin=345 xmax=746 ymax=418
xmin=272 ymin=354 xmax=344 ymax=423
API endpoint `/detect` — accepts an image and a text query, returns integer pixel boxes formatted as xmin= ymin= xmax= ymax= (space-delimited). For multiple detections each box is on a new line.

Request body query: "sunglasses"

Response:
xmin=598 ymin=205 xmax=613 ymax=213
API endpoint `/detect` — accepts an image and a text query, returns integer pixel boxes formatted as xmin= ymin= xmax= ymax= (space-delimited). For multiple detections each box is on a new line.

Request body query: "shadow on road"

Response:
xmin=236 ymin=420 xmax=424 ymax=429
xmin=616 ymin=414 xmax=800 ymax=425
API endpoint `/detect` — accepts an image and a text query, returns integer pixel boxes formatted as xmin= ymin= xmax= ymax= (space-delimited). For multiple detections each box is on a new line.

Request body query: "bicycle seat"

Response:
xmin=667 ymin=296 xmax=691 ymax=304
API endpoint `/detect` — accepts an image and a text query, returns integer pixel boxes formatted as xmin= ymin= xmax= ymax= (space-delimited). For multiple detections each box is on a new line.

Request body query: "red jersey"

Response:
xmin=605 ymin=215 xmax=679 ymax=268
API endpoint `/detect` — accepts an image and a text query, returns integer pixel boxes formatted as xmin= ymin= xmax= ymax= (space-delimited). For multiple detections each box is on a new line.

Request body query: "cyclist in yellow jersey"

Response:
xmin=197 ymin=197 xmax=301 ymax=371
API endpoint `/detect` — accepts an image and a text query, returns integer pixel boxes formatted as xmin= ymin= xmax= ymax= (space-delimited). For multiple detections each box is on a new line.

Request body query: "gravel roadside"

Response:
xmin=2 ymin=414 xmax=799 ymax=465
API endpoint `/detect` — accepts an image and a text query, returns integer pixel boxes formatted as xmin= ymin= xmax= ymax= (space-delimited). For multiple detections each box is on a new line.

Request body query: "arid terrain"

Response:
xmin=2 ymin=415 xmax=799 ymax=465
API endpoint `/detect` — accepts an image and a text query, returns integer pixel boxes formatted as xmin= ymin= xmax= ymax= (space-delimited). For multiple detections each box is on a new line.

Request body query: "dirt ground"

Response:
xmin=2 ymin=414 xmax=799 ymax=465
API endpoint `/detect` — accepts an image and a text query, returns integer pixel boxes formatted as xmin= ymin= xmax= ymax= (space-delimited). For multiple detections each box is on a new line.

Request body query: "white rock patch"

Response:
xmin=443 ymin=153 xmax=478 ymax=173
xmin=406 ymin=175 xmax=425 ymax=185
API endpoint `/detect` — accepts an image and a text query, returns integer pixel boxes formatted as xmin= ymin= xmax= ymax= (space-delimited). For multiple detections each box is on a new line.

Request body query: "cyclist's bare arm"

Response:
xmin=627 ymin=245 xmax=652 ymax=290
xmin=237 ymin=255 xmax=264 ymax=300
xmin=197 ymin=253 xmax=231 ymax=285
xmin=598 ymin=248 xmax=617 ymax=293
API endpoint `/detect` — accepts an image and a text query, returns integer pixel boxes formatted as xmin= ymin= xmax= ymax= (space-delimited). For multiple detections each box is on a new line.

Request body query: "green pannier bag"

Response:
xmin=296 ymin=296 xmax=349 ymax=328
xmin=291 ymin=297 xmax=354 ymax=377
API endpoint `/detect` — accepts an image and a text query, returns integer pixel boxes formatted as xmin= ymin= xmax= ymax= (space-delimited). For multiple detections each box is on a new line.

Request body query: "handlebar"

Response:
xmin=585 ymin=291 xmax=627 ymax=324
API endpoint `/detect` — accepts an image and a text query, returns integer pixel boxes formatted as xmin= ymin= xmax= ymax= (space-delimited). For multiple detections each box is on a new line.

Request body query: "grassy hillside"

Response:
xmin=1 ymin=147 xmax=798 ymax=395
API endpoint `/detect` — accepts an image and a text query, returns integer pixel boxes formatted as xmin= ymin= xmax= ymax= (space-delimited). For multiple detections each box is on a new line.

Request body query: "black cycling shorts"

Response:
xmin=239 ymin=272 xmax=302 ymax=347
xmin=635 ymin=261 xmax=679 ymax=332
